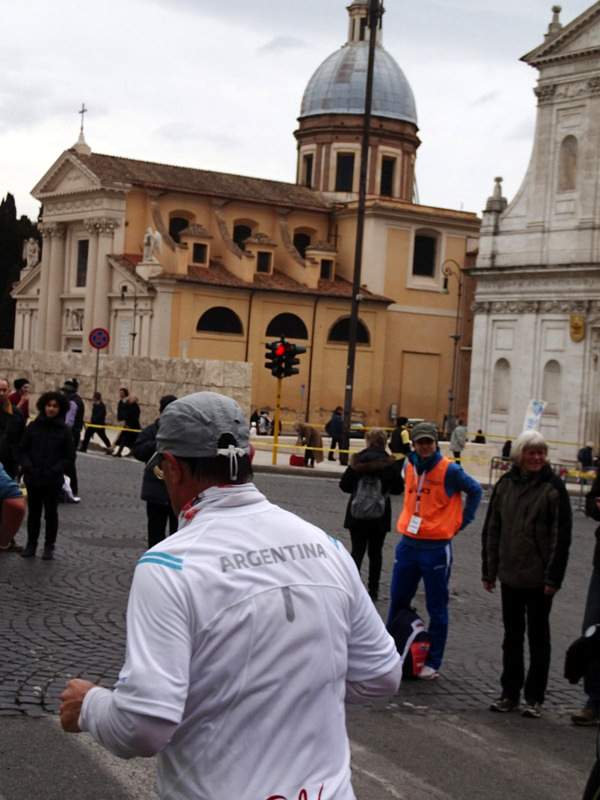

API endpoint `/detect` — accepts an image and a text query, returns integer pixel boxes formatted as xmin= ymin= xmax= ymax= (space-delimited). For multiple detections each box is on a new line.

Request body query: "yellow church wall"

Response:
xmin=381 ymin=306 xmax=454 ymax=426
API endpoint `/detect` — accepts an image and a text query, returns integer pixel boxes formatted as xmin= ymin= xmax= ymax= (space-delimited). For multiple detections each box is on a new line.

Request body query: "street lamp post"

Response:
xmin=120 ymin=283 xmax=138 ymax=356
xmin=441 ymin=259 xmax=464 ymax=438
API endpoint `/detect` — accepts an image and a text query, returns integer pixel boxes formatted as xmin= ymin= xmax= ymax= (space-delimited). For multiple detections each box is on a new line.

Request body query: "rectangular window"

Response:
xmin=76 ymin=239 xmax=89 ymax=287
xmin=257 ymin=251 xmax=272 ymax=273
xmin=303 ymin=154 xmax=314 ymax=188
xmin=412 ymin=235 xmax=436 ymax=277
xmin=335 ymin=153 xmax=355 ymax=192
xmin=381 ymin=157 xmax=395 ymax=197
xmin=193 ymin=243 xmax=207 ymax=264
xmin=320 ymin=259 xmax=333 ymax=280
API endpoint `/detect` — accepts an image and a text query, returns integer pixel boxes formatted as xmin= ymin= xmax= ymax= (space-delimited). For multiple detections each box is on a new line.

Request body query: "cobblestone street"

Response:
xmin=0 ymin=452 xmax=597 ymax=798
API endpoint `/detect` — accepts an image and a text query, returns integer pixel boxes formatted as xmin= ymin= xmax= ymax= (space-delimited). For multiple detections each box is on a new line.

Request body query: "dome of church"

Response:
xmin=299 ymin=42 xmax=417 ymax=125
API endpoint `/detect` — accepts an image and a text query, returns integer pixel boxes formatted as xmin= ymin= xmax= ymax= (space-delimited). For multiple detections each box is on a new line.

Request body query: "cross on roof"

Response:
xmin=79 ymin=103 xmax=88 ymax=133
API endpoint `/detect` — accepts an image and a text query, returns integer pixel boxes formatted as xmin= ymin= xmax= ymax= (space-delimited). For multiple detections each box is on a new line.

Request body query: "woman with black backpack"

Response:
xmin=339 ymin=427 xmax=404 ymax=602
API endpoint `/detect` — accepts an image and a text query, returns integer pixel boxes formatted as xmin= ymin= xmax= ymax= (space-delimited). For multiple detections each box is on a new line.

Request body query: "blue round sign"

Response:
xmin=89 ymin=328 xmax=110 ymax=349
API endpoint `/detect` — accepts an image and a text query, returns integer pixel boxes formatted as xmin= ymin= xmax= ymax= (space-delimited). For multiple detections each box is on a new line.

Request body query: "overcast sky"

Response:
xmin=1 ymin=0 xmax=594 ymax=221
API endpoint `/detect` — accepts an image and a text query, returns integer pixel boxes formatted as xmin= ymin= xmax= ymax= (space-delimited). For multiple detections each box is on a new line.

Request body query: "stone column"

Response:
xmin=82 ymin=218 xmax=120 ymax=353
xmin=38 ymin=223 xmax=66 ymax=352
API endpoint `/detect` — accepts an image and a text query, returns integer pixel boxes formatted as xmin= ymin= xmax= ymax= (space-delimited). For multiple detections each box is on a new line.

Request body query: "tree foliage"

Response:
xmin=0 ymin=194 xmax=40 ymax=348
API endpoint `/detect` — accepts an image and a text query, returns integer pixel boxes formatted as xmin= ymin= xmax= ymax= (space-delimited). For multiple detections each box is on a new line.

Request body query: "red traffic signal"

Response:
xmin=265 ymin=338 xmax=306 ymax=378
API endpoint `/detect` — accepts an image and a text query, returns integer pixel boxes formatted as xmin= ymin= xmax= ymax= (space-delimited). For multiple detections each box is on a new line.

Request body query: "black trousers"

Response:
xmin=26 ymin=484 xmax=60 ymax=548
xmin=500 ymin=583 xmax=554 ymax=704
xmin=146 ymin=502 xmax=179 ymax=549
xmin=349 ymin=526 xmax=387 ymax=595
xmin=80 ymin=425 xmax=111 ymax=451
xmin=328 ymin=437 xmax=342 ymax=460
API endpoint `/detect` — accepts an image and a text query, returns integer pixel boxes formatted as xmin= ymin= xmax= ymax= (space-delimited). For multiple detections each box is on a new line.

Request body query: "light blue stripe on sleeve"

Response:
xmin=138 ymin=555 xmax=183 ymax=570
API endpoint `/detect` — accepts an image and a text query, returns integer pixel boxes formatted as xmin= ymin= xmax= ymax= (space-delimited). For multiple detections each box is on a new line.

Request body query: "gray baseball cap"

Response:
xmin=145 ymin=391 xmax=250 ymax=471
xmin=410 ymin=422 xmax=439 ymax=442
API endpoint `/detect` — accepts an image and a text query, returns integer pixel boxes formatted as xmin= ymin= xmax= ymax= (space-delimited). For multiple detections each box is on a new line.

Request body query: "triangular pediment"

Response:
xmin=32 ymin=151 xmax=102 ymax=200
xmin=522 ymin=2 xmax=600 ymax=67
xmin=11 ymin=262 xmax=42 ymax=299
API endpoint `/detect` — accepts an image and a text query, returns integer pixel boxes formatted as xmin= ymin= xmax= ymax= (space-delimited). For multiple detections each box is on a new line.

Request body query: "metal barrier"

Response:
xmin=487 ymin=456 xmax=596 ymax=511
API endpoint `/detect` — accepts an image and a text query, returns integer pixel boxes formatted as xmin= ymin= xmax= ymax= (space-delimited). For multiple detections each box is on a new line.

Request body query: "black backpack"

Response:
xmin=387 ymin=607 xmax=431 ymax=678
xmin=350 ymin=474 xmax=386 ymax=520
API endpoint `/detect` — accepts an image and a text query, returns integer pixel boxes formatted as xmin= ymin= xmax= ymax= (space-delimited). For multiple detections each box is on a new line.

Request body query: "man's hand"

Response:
xmin=60 ymin=679 xmax=97 ymax=732
xmin=544 ymin=584 xmax=559 ymax=596
xmin=482 ymin=579 xmax=495 ymax=593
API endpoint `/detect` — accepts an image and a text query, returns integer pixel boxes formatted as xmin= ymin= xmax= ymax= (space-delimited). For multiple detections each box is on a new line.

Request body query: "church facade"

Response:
xmin=469 ymin=2 xmax=600 ymax=458
xmin=12 ymin=0 xmax=479 ymax=428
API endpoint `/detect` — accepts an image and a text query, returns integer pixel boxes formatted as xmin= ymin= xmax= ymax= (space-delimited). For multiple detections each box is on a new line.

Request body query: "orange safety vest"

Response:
xmin=398 ymin=457 xmax=463 ymax=540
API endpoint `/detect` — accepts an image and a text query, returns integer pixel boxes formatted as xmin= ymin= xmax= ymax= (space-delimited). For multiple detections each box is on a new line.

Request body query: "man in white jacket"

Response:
xmin=60 ymin=391 xmax=401 ymax=800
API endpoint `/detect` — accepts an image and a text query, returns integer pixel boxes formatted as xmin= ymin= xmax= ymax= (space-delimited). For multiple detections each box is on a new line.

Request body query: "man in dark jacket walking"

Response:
xmin=326 ymin=406 xmax=344 ymax=462
xmin=79 ymin=392 xmax=112 ymax=453
xmin=132 ymin=395 xmax=178 ymax=548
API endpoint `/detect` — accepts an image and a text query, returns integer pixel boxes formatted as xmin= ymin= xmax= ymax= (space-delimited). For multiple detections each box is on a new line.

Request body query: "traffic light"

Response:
xmin=265 ymin=340 xmax=286 ymax=377
xmin=265 ymin=338 xmax=306 ymax=378
xmin=283 ymin=342 xmax=307 ymax=377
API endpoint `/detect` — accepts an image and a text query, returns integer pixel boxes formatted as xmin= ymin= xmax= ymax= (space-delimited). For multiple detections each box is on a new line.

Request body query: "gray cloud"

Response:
xmin=471 ymin=91 xmax=501 ymax=106
xmin=258 ymin=36 xmax=307 ymax=55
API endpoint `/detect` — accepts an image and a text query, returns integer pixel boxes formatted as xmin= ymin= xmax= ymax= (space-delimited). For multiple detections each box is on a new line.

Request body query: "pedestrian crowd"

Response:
xmin=0 ymin=376 xmax=154 ymax=560
xmin=1 ymin=387 xmax=598 ymax=799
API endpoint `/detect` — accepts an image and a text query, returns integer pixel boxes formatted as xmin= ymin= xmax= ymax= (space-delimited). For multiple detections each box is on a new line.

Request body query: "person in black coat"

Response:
xmin=340 ymin=427 xmax=404 ymax=602
xmin=18 ymin=391 xmax=76 ymax=560
xmin=132 ymin=394 xmax=178 ymax=549
xmin=79 ymin=392 xmax=112 ymax=452
xmin=113 ymin=395 xmax=141 ymax=457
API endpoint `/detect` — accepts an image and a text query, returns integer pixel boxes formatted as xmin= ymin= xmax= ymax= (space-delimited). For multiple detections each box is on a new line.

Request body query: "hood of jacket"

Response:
xmin=350 ymin=447 xmax=396 ymax=474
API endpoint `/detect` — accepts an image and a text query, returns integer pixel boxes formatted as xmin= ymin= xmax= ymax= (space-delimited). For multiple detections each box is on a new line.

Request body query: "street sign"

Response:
xmin=89 ymin=328 xmax=110 ymax=349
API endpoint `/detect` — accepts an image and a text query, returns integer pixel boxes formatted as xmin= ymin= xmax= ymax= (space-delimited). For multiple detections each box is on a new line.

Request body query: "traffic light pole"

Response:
xmin=272 ymin=377 xmax=282 ymax=465
xmin=341 ymin=0 xmax=381 ymax=467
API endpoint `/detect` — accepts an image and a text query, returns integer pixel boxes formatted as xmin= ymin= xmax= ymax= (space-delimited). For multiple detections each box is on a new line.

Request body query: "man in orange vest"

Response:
xmin=387 ymin=422 xmax=482 ymax=680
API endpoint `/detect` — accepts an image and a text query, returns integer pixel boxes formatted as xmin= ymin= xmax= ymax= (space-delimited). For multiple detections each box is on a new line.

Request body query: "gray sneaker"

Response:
xmin=489 ymin=697 xmax=518 ymax=713
xmin=521 ymin=702 xmax=542 ymax=718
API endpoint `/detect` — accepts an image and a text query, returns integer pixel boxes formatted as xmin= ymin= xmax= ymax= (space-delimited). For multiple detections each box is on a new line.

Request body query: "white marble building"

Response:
xmin=469 ymin=3 xmax=600 ymax=459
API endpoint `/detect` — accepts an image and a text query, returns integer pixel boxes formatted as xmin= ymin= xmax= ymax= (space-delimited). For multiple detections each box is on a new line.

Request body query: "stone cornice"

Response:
xmin=472 ymin=298 xmax=596 ymax=314
xmin=38 ymin=222 xmax=66 ymax=239
xmin=535 ymin=76 xmax=600 ymax=104
xmin=83 ymin=217 xmax=121 ymax=235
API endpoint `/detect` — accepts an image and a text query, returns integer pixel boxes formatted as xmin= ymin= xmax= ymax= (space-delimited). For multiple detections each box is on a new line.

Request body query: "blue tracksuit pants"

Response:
xmin=388 ymin=537 xmax=453 ymax=670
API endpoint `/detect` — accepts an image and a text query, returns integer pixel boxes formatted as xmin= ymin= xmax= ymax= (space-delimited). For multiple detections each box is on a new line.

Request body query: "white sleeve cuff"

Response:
xmin=80 ymin=686 xmax=178 ymax=759
xmin=345 ymin=661 xmax=402 ymax=705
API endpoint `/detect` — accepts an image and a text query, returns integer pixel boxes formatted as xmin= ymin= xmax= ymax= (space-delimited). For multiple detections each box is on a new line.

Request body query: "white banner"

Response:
xmin=522 ymin=399 xmax=547 ymax=433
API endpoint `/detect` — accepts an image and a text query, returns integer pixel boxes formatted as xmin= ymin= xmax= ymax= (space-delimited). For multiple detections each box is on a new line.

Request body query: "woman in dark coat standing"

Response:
xmin=19 ymin=391 xmax=75 ymax=560
xmin=340 ymin=427 xmax=404 ymax=602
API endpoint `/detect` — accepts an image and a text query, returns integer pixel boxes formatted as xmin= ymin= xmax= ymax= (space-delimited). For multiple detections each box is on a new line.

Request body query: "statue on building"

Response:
xmin=143 ymin=228 xmax=162 ymax=263
xmin=22 ymin=237 xmax=40 ymax=269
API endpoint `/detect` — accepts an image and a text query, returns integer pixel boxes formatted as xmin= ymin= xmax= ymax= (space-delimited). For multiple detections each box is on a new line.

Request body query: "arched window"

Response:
xmin=558 ymin=135 xmax=577 ymax=192
xmin=293 ymin=233 xmax=311 ymax=259
xmin=196 ymin=307 xmax=243 ymax=334
xmin=491 ymin=358 xmax=510 ymax=413
xmin=169 ymin=217 xmax=189 ymax=244
xmin=233 ymin=225 xmax=252 ymax=251
xmin=542 ymin=360 xmax=561 ymax=415
xmin=266 ymin=314 xmax=308 ymax=340
xmin=328 ymin=317 xmax=370 ymax=345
